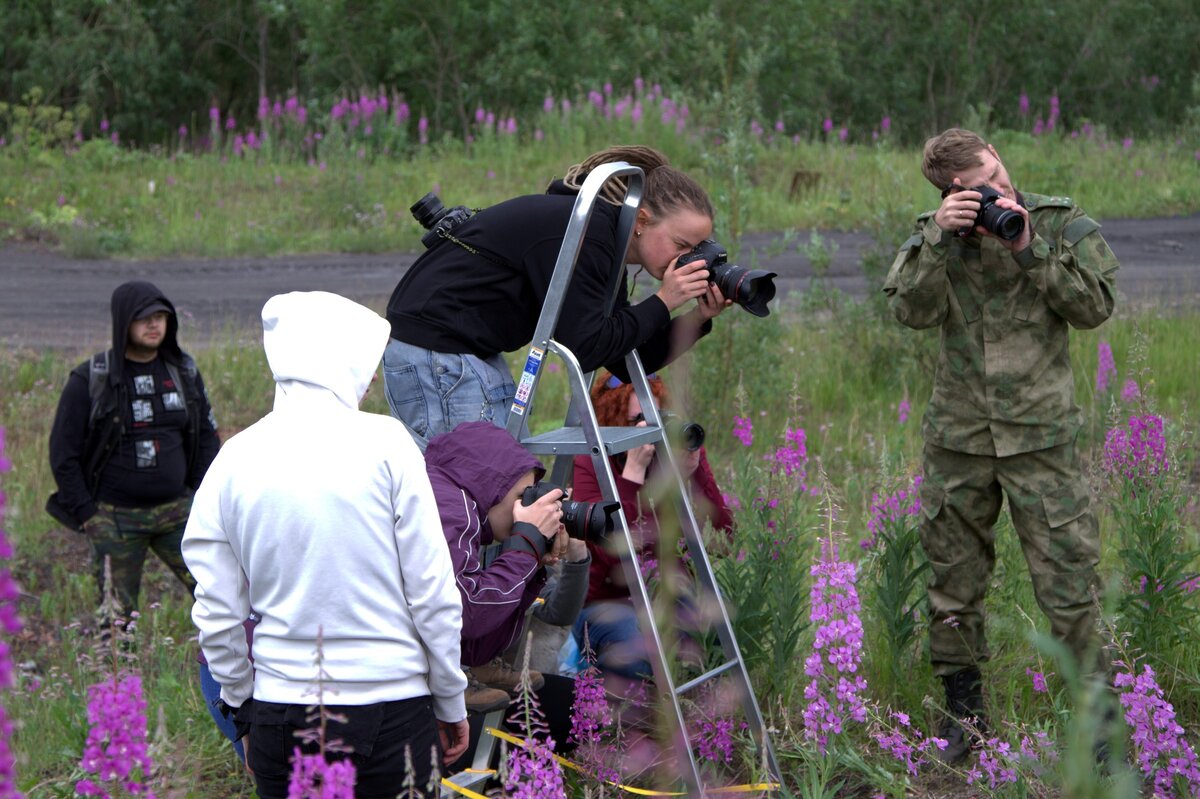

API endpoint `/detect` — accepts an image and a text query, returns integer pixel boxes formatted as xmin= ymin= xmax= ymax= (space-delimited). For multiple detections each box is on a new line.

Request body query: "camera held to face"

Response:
xmin=660 ymin=411 xmax=705 ymax=452
xmin=520 ymin=481 xmax=621 ymax=542
xmin=954 ymin=185 xmax=1025 ymax=241
xmin=410 ymin=192 xmax=475 ymax=249
xmin=675 ymin=239 xmax=777 ymax=318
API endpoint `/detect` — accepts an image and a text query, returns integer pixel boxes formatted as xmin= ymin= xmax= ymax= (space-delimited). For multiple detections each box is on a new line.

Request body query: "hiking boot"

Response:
xmin=471 ymin=656 xmax=544 ymax=694
xmin=464 ymin=670 xmax=510 ymax=713
xmin=934 ymin=667 xmax=987 ymax=765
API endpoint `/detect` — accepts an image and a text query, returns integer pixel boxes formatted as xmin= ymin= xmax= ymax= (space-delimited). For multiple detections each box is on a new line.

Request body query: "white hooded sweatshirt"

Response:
xmin=183 ymin=291 xmax=467 ymax=722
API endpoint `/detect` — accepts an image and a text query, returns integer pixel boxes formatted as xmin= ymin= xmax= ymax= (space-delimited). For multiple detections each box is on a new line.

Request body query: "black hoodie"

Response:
xmin=386 ymin=180 xmax=709 ymax=382
xmin=47 ymin=281 xmax=220 ymax=528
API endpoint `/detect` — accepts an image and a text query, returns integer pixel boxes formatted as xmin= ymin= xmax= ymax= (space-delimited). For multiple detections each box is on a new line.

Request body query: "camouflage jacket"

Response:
xmin=883 ymin=192 xmax=1119 ymax=457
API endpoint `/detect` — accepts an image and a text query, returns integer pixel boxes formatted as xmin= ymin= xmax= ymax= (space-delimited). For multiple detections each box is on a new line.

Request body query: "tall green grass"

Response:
xmin=3 ymin=121 xmax=1198 ymax=260
xmin=2 ymin=292 xmax=1197 ymax=795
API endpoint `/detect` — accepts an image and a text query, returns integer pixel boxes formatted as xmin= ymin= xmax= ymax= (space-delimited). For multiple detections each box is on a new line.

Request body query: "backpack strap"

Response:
xmin=87 ymin=350 xmax=112 ymax=424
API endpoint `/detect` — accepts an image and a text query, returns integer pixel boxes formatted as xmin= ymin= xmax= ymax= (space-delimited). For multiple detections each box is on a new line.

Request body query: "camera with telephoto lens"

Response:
xmin=660 ymin=410 xmax=705 ymax=452
xmin=949 ymin=185 xmax=1024 ymax=241
xmin=410 ymin=192 xmax=475 ymax=249
xmin=675 ymin=239 xmax=777 ymax=317
xmin=520 ymin=481 xmax=621 ymax=542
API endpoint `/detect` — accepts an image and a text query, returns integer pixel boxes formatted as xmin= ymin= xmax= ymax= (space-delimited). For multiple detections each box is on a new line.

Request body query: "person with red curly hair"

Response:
xmin=569 ymin=370 xmax=732 ymax=681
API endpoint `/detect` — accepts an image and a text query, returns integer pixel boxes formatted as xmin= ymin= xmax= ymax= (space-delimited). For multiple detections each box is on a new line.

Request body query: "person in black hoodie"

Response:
xmin=47 ymin=280 xmax=220 ymax=620
xmin=384 ymin=145 xmax=731 ymax=447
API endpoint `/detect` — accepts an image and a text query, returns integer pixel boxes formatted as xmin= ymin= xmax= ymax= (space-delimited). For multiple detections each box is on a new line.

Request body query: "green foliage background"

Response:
xmin=3 ymin=0 xmax=1199 ymax=146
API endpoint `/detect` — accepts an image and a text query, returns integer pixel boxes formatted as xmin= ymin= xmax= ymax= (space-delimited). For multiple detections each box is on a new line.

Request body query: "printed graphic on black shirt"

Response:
xmin=131 ymin=399 xmax=154 ymax=424
xmin=135 ymin=439 xmax=158 ymax=468
xmin=133 ymin=374 xmax=156 ymax=396
xmin=162 ymin=391 xmax=185 ymax=412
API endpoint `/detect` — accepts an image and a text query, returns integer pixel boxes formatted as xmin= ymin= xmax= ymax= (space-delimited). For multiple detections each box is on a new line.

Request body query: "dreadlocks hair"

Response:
xmin=589 ymin=370 xmax=672 ymax=427
xmin=921 ymin=128 xmax=989 ymax=190
xmin=559 ymin=145 xmax=714 ymax=220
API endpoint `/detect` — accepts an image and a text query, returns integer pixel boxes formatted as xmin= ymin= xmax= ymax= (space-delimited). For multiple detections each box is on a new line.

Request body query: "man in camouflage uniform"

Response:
xmin=48 ymin=281 xmax=221 ymax=621
xmin=883 ymin=128 xmax=1119 ymax=763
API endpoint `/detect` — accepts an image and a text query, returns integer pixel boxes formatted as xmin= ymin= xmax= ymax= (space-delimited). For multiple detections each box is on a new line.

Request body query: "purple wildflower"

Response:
xmin=178 ymin=125 xmax=188 ymax=139
xmin=1104 ymin=413 xmax=1169 ymax=484
xmin=802 ymin=539 xmax=868 ymax=753
xmin=76 ymin=673 xmax=156 ymax=797
xmin=822 ymin=117 xmax=833 ymax=134
xmin=1096 ymin=340 xmax=1117 ymax=393
xmin=897 ymin=398 xmax=911 ymax=425
xmin=1019 ymin=93 xmax=1030 ymax=116
xmin=1120 ymin=378 xmax=1141 ymax=403
xmin=1115 ymin=663 xmax=1200 ymax=797
xmin=696 ymin=717 xmax=746 ymax=764
xmin=873 ymin=711 xmax=946 ymax=776
xmin=287 ymin=749 xmax=357 ymax=798
xmin=1025 ymin=667 xmax=1049 ymax=693
xmin=732 ymin=416 xmax=754 ymax=447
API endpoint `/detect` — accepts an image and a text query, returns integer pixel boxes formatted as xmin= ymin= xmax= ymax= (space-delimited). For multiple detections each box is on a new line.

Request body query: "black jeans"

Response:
xmin=243 ymin=695 xmax=442 ymax=799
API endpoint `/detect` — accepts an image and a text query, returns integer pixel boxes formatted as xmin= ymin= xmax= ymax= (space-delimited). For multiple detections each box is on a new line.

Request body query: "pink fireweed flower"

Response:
xmin=767 ymin=427 xmax=816 ymax=493
xmin=822 ymin=117 xmax=833 ymax=134
xmin=873 ymin=711 xmax=947 ymax=776
xmin=506 ymin=739 xmax=565 ymax=799
xmin=897 ymin=398 xmax=911 ymax=425
xmin=696 ymin=718 xmax=746 ymax=764
xmin=1104 ymin=413 xmax=1168 ymax=484
xmin=1120 ymin=379 xmax=1141 ymax=404
xmin=1114 ymin=663 xmax=1200 ymax=797
xmin=1019 ymin=93 xmax=1030 ymax=116
xmin=1096 ymin=340 xmax=1117 ymax=393
xmin=1123 ymin=137 xmax=1134 ymax=150
xmin=76 ymin=672 xmax=156 ymax=797
xmin=802 ymin=539 xmax=868 ymax=753
xmin=862 ymin=475 xmax=922 ymax=549
xmin=100 ymin=119 xmax=109 ymax=132
xmin=1026 ymin=667 xmax=1050 ymax=693
xmin=732 ymin=416 xmax=753 ymax=447
xmin=881 ymin=116 xmax=891 ymax=134
xmin=178 ymin=125 xmax=188 ymax=139
xmin=838 ymin=127 xmax=848 ymax=142
xmin=288 ymin=749 xmax=356 ymax=798
xmin=209 ymin=105 xmax=220 ymax=122
xmin=775 ymin=119 xmax=785 ymax=133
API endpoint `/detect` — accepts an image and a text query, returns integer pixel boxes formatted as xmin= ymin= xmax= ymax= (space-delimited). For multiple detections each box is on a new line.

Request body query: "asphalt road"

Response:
xmin=1 ymin=214 xmax=1196 ymax=352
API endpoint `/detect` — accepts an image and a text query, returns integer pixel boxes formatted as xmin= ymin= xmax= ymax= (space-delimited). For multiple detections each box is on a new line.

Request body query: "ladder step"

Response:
xmin=520 ymin=425 xmax=663 ymax=456
xmin=673 ymin=660 xmax=741 ymax=697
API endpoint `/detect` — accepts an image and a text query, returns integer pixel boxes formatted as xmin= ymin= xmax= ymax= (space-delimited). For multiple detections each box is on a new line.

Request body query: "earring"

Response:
xmin=635 ymin=229 xmax=642 ymax=237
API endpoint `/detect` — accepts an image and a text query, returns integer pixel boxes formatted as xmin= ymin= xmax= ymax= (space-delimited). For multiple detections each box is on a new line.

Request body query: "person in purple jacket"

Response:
xmin=424 ymin=421 xmax=590 ymax=715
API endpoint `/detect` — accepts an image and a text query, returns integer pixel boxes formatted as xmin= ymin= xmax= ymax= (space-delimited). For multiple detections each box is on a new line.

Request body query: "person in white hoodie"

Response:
xmin=183 ymin=291 xmax=468 ymax=798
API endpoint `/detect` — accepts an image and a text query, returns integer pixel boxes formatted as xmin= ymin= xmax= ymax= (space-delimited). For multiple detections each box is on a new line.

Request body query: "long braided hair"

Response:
xmin=559 ymin=145 xmax=714 ymax=221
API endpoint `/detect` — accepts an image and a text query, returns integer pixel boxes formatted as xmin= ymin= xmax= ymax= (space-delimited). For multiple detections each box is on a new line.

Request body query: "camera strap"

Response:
xmin=439 ymin=229 xmax=510 ymax=269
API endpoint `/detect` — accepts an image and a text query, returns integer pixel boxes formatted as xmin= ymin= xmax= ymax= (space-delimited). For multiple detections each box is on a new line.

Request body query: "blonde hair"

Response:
xmin=921 ymin=128 xmax=988 ymax=189
xmin=560 ymin=145 xmax=714 ymax=220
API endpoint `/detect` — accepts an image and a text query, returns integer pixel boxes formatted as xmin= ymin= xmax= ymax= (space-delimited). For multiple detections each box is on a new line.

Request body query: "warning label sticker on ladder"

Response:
xmin=509 ymin=346 xmax=544 ymax=416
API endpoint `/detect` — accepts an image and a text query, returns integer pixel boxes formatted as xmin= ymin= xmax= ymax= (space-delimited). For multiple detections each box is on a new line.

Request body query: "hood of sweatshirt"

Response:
xmin=261 ymin=291 xmax=391 ymax=410
xmin=424 ymin=421 xmax=545 ymax=526
xmin=109 ymin=281 xmax=181 ymax=381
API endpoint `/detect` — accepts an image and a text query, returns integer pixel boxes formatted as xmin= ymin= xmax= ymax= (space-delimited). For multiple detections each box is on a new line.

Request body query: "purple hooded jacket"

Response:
xmin=424 ymin=421 xmax=548 ymax=667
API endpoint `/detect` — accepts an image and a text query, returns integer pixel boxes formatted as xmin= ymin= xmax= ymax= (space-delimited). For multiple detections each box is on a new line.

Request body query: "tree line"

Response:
xmin=3 ymin=0 xmax=1198 ymax=147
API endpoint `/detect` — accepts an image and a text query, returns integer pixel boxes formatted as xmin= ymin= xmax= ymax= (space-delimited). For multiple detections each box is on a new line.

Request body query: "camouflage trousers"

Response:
xmin=919 ymin=439 xmax=1103 ymax=678
xmin=88 ymin=494 xmax=197 ymax=618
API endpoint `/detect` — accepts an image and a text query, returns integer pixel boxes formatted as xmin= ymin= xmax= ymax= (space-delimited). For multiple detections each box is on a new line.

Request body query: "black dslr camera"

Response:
xmin=944 ymin=185 xmax=1025 ymax=241
xmin=675 ymin=239 xmax=777 ymax=317
xmin=661 ymin=411 xmax=705 ymax=452
xmin=520 ymin=481 xmax=621 ymax=542
xmin=410 ymin=192 xmax=475 ymax=249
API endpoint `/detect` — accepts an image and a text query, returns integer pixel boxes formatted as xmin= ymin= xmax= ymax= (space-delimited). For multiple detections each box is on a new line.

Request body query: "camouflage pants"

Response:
xmin=919 ymin=439 xmax=1103 ymax=678
xmin=88 ymin=495 xmax=197 ymax=617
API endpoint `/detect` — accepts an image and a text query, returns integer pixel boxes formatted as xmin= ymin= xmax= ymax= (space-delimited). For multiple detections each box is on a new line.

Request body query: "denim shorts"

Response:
xmin=382 ymin=338 xmax=516 ymax=449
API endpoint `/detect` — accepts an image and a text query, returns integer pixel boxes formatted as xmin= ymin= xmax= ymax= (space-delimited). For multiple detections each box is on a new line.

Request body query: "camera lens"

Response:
xmin=712 ymin=263 xmax=778 ymax=318
xmin=410 ymin=192 xmax=448 ymax=230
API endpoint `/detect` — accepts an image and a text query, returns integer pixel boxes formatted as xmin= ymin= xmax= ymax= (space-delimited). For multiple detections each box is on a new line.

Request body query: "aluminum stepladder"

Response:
xmin=503 ymin=162 xmax=781 ymax=796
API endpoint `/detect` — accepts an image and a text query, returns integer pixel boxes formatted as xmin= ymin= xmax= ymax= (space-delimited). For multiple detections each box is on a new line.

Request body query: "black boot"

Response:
xmin=934 ymin=667 xmax=986 ymax=765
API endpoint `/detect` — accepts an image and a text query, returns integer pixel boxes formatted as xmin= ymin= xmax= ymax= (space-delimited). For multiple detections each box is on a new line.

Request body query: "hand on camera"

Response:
xmin=513 ymin=488 xmax=564 ymax=540
xmin=935 ymin=180 xmax=980 ymax=234
xmin=623 ymin=423 xmax=656 ymax=485
xmin=694 ymin=281 xmax=732 ymax=321
xmin=541 ymin=528 xmax=571 ymax=567
xmin=656 ymin=259 xmax=710 ymax=312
